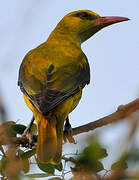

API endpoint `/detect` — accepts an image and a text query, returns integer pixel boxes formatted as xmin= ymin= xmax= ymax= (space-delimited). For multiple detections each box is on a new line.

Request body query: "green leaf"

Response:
xmin=22 ymin=159 xmax=30 ymax=173
xmin=111 ymin=154 xmax=128 ymax=170
xmin=18 ymin=149 xmax=24 ymax=156
xmin=72 ymin=136 xmax=106 ymax=173
xmin=77 ymin=156 xmax=104 ymax=173
xmin=92 ymin=160 xmax=104 ymax=172
xmin=111 ymin=159 xmax=128 ymax=170
xmin=20 ymin=149 xmax=36 ymax=159
xmin=83 ymin=146 xmax=107 ymax=161
xmin=12 ymin=124 xmax=26 ymax=135
xmin=54 ymin=162 xmax=63 ymax=171
xmin=25 ymin=173 xmax=53 ymax=178
xmin=18 ymin=149 xmax=30 ymax=173
xmin=64 ymin=157 xmax=77 ymax=164
xmin=38 ymin=163 xmax=55 ymax=174
xmin=127 ymin=148 xmax=139 ymax=163
xmin=83 ymin=136 xmax=108 ymax=161
xmin=0 ymin=157 xmax=6 ymax=176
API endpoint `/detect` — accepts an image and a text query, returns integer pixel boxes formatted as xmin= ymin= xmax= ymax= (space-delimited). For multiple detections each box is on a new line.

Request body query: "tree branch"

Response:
xmin=0 ymin=91 xmax=7 ymax=123
xmin=71 ymin=98 xmax=139 ymax=136
xmin=0 ymin=98 xmax=139 ymax=146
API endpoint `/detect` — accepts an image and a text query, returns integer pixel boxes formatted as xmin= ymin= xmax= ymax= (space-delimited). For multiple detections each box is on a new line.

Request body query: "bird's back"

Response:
xmin=18 ymin=39 xmax=90 ymax=115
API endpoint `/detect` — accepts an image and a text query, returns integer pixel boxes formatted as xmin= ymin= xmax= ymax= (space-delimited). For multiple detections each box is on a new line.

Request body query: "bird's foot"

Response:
xmin=64 ymin=117 xmax=76 ymax=144
xmin=21 ymin=116 xmax=36 ymax=148
xmin=22 ymin=133 xmax=35 ymax=148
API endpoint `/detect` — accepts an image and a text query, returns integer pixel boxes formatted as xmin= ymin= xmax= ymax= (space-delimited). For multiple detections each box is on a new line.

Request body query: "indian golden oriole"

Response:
xmin=18 ymin=10 xmax=129 ymax=164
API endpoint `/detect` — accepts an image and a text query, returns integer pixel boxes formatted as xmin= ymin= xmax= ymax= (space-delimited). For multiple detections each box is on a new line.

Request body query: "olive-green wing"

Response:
xmin=19 ymin=55 xmax=90 ymax=115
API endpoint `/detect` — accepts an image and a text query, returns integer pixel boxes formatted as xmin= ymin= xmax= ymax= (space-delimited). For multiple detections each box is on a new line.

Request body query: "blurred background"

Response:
xmin=0 ymin=0 xmax=139 ymax=178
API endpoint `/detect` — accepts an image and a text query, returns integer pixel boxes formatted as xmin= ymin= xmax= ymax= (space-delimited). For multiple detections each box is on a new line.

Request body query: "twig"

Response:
xmin=105 ymin=170 xmax=139 ymax=180
xmin=0 ymin=98 xmax=139 ymax=147
xmin=62 ymin=156 xmax=77 ymax=163
xmin=71 ymin=98 xmax=139 ymax=136
xmin=0 ymin=92 xmax=7 ymax=123
xmin=22 ymin=116 xmax=35 ymax=136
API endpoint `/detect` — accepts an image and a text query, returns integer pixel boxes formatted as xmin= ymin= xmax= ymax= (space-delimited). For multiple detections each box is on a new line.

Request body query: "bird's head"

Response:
xmin=57 ymin=10 xmax=129 ymax=43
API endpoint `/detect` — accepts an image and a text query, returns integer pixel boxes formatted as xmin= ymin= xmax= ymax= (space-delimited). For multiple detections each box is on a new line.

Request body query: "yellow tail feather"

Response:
xmin=36 ymin=112 xmax=63 ymax=164
xmin=24 ymin=95 xmax=64 ymax=164
xmin=24 ymin=93 xmax=83 ymax=164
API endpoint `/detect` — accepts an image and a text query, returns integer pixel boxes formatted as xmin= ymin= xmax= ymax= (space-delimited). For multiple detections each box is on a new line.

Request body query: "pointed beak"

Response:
xmin=95 ymin=16 xmax=130 ymax=27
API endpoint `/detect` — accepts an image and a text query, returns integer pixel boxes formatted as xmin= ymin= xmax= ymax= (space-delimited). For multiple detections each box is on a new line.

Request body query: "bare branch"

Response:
xmin=71 ymin=98 xmax=139 ymax=136
xmin=0 ymin=98 xmax=139 ymax=147
xmin=0 ymin=92 xmax=7 ymax=123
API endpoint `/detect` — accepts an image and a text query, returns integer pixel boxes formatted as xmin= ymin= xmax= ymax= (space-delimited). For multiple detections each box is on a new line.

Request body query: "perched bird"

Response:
xmin=18 ymin=10 xmax=129 ymax=164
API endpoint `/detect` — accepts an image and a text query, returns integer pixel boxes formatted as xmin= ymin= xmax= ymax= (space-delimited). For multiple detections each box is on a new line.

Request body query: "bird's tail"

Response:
xmin=36 ymin=111 xmax=63 ymax=164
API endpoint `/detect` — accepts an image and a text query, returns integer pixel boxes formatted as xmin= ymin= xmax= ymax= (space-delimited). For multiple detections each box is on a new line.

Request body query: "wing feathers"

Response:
xmin=19 ymin=56 xmax=90 ymax=115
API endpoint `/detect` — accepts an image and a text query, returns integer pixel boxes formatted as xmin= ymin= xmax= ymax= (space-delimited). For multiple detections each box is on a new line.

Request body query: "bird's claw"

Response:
xmin=22 ymin=131 xmax=36 ymax=148
xmin=64 ymin=118 xmax=76 ymax=144
xmin=64 ymin=128 xmax=76 ymax=144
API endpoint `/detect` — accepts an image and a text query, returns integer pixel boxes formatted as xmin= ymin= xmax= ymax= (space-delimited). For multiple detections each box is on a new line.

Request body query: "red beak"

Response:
xmin=96 ymin=16 xmax=130 ymax=27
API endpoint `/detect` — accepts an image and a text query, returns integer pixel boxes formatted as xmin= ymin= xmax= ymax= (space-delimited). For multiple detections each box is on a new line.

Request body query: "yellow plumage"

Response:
xmin=18 ymin=10 xmax=129 ymax=164
xmin=24 ymin=90 xmax=82 ymax=164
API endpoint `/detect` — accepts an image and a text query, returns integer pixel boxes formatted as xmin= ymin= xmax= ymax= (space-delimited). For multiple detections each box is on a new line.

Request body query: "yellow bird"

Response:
xmin=18 ymin=10 xmax=129 ymax=164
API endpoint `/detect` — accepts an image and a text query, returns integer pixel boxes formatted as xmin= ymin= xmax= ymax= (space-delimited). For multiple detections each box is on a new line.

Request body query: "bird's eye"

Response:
xmin=79 ymin=12 xmax=89 ymax=18
xmin=75 ymin=12 xmax=97 ymax=20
